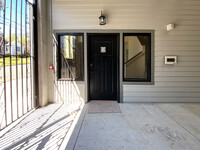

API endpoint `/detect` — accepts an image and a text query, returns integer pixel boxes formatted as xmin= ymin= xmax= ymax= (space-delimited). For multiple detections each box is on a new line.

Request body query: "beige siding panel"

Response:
xmin=155 ymin=72 xmax=200 ymax=76
xmin=155 ymin=41 xmax=200 ymax=46
xmin=155 ymin=45 xmax=200 ymax=51
xmin=155 ymin=67 xmax=200 ymax=72
xmin=124 ymin=98 xmax=200 ymax=103
xmin=155 ymin=36 xmax=200 ymax=41
xmin=155 ymin=31 xmax=200 ymax=36
xmin=53 ymin=0 xmax=200 ymax=102
xmin=155 ymin=62 xmax=200 ymax=67
xmin=124 ymin=92 xmax=200 ymax=97
xmin=155 ymin=57 xmax=200 ymax=62
xmin=154 ymin=82 xmax=200 ymax=87
xmin=155 ymin=77 xmax=200 ymax=82
xmin=123 ymin=86 xmax=200 ymax=92
xmin=155 ymin=52 xmax=200 ymax=57
xmin=76 ymin=83 xmax=86 ymax=102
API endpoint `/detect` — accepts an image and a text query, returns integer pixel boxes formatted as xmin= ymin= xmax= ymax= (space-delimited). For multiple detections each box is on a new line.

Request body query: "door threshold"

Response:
xmin=89 ymin=100 xmax=118 ymax=102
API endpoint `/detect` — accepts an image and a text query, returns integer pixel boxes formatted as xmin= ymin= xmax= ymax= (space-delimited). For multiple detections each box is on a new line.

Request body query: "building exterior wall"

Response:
xmin=52 ymin=0 xmax=200 ymax=102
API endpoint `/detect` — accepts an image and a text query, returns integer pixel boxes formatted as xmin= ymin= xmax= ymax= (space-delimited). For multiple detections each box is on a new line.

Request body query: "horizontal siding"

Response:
xmin=155 ymin=51 xmax=200 ymax=56
xmin=155 ymin=67 xmax=200 ymax=72
xmin=124 ymin=98 xmax=200 ymax=103
xmin=53 ymin=0 xmax=200 ymax=29
xmin=123 ymin=86 xmax=200 ymax=92
xmin=155 ymin=72 xmax=200 ymax=76
xmin=124 ymin=92 xmax=200 ymax=97
xmin=53 ymin=0 xmax=200 ymax=102
xmin=155 ymin=45 xmax=200 ymax=51
xmin=155 ymin=57 xmax=200 ymax=62
xmin=155 ymin=62 xmax=200 ymax=67
xmin=155 ymin=77 xmax=200 ymax=82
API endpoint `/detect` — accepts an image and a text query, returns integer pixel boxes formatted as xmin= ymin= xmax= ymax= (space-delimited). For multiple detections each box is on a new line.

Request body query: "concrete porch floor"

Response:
xmin=0 ymin=103 xmax=83 ymax=150
xmin=68 ymin=103 xmax=200 ymax=150
xmin=0 ymin=103 xmax=200 ymax=150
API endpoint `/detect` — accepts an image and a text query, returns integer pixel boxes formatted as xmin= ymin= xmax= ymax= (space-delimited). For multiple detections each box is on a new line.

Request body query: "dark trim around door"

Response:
xmin=87 ymin=33 xmax=120 ymax=103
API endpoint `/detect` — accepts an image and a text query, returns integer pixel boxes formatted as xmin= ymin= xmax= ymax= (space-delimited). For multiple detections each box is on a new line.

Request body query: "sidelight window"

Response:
xmin=58 ymin=33 xmax=84 ymax=80
xmin=123 ymin=33 xmax=151 ymax=82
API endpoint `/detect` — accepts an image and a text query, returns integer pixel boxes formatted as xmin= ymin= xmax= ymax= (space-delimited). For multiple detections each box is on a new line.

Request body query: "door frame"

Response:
xmin=53 ymin=29 xmax=154 ymax=104
xmin=87 ymin=33 xmax=120 ymax=102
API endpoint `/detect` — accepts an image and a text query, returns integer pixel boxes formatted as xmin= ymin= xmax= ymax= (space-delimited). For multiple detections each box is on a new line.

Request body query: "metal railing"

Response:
xmin=0 ymin=0 xmax=36 ymax=131
xmin=52 ymin=35 xmax=83 ymax=106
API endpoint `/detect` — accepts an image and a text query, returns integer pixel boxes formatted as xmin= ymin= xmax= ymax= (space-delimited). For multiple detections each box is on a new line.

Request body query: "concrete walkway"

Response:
xmin=69 ymin=103 xmax=200 ymax=150
xmin=0 ymin=103 xmax=83 ymax=150
xmin=0 ymin=103 xmax=200 ymax=150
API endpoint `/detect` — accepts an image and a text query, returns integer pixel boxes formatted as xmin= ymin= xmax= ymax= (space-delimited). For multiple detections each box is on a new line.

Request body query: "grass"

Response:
xmin=0 ymin=57 xmax=30 ymax=66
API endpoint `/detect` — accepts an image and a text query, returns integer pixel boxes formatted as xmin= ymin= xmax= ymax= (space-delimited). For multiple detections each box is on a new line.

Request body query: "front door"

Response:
xmin=88 ymin=34 xmax=119 ymax=101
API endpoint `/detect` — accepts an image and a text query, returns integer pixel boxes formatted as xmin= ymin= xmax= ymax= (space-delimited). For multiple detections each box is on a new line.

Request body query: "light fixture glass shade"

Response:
xmin=99 ymin=11 xmax=106 ymax=25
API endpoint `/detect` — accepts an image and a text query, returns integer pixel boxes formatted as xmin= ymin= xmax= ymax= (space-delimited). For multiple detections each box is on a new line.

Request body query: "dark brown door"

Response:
xmin=88 ymin=34 xmax=119 ymax=101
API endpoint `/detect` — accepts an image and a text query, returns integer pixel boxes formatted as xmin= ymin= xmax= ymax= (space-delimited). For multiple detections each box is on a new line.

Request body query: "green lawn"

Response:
xmin=0 ymin=57 xmax=30 ymax=66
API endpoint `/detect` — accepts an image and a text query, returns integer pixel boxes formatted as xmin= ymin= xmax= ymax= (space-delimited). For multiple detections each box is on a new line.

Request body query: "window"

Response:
xmin=58 ymin=33 xmax=84 ymax=80
xmin=123 ymin=33 xmax=151 ymax=82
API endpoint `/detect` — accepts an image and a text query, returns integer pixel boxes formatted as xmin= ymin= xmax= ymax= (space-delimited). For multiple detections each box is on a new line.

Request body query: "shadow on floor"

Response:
xmin=0 ymin=103 xmax=81 ymax=150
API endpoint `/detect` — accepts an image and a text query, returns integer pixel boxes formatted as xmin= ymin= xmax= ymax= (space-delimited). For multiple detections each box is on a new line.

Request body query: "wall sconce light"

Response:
xmin=99 ymin=11 xmax=106 ymax=25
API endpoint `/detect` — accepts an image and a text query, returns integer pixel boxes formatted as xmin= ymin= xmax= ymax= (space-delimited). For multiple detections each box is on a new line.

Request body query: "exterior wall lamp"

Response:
xmin=99 ymin=11 xmax=106 ymax=25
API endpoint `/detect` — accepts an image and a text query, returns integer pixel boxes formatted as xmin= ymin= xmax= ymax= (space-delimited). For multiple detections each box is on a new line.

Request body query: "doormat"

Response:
xmin=88 ymin=101 xmax=121 ymax=113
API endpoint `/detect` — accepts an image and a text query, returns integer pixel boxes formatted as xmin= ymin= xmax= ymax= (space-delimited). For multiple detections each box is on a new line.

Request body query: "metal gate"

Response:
xmin=0 ymin=0 xmax=36 ymax=130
